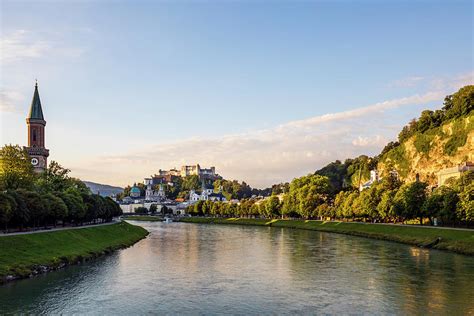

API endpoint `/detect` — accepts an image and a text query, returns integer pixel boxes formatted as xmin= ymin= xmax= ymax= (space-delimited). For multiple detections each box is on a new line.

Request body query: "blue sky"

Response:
xmin=1 ymin=0 xmax=473 ymax=187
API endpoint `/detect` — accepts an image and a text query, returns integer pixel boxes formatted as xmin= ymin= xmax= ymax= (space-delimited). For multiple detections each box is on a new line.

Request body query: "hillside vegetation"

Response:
xmin=378 ymin=85 xmax=473 ymax=184
xmin=316 ymin=85 xmax=474 ymax=188
xmin=379 ymin=113 xmax=473 ymax=185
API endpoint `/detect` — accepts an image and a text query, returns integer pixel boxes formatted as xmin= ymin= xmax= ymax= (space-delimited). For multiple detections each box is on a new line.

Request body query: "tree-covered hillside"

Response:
xmin=378 ymin=85 xmax=474 ymax=184
xmin=316 ymin=85 xmax=474 ymax=188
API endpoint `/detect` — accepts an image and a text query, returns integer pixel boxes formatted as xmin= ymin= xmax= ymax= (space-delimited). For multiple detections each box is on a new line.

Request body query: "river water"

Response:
xmin=1 ymin=221 xmax=473 ymax=314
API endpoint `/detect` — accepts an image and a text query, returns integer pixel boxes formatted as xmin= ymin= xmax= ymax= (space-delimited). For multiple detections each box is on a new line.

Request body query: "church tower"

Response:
xmin=25 ymin=81 xmax=49 ymax=172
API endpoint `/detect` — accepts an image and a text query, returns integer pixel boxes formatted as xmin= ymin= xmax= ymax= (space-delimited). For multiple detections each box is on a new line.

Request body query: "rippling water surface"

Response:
xmin=1 ymin=221 xmax=473 ymax=314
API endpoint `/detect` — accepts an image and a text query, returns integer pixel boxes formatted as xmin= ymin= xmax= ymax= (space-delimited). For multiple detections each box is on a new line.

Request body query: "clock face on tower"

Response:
xmin=31 ymin=158 xmax=39 ymax=166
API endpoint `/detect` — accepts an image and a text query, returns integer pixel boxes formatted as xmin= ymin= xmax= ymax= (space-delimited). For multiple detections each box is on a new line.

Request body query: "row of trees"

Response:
xmin=186 ymin=172 xmax=473 ymax=227
xmin=0 ymin=145 xmax=122 ymax=232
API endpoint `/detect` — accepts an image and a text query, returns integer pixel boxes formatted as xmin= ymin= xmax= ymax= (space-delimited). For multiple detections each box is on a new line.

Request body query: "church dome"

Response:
xmin=130 ymin=187 xmax=140 ymax=194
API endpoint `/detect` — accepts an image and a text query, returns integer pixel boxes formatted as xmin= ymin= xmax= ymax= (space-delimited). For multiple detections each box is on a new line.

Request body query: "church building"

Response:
xmin=25 ymin=82 xmax=49 ymax=172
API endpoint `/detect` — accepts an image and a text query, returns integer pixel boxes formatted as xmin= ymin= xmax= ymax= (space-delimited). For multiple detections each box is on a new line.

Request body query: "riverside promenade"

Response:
xmin=0 ymin=220 xmax=119 ymax=236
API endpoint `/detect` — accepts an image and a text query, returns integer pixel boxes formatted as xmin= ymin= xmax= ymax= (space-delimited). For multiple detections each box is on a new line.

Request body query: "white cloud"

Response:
xmin=388 ymin=76 xmax=425 ymax=88
xmin=0 ymin=29 xmax=85 ymax=64
xmin=0 ymin=30 xmax=51 ymax=64
xmin=60 ymin=70 xmax=474 ymax=188
xmin=352 ymin=135 xmax=387 ymax=147
xmin=431 ymin=71 xmax=474 ymax=91
xmin=0 ymin=89 xmax=24 ymax=112
xmin=71 ymin=89 xmax=449 ymax=188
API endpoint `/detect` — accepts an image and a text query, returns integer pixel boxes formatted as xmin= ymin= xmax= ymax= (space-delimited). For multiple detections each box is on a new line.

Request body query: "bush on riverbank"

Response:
xmin=180 ymin=217 xmax=474 ymax=256
xmin=0 ymin=221 xmax=148 ymax=283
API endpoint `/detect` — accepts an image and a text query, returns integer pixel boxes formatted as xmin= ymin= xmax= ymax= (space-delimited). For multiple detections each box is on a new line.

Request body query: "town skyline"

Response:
xmin=1 ymin=1 xmax=473 ymax=188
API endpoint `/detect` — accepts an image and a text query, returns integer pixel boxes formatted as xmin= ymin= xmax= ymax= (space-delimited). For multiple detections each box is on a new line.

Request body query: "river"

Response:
xmin=1 ymin=221 xmax=473 ymax=314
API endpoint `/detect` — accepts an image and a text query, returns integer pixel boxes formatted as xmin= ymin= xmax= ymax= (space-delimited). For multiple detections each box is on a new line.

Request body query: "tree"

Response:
xmin=182 ymin=175 xmax=201 ymax=191
xmin=377 ymin=190 xmax=397 ymax=222
xmin=59 ymin=190 xmax=86 ymax=224
xmin=17 ymin=189 xmax=46 ymax=229
xmin=394 ymin=181 xmax=428 ymax=224
xmin=0 ymin=145 xmax=35 ymax=190
xmin=443 ymin=85 xmax=474 ymax=119
xmin=149 ymin=204 xmax=157 ymax=214
xmin=265 ymin=196 xmax=281 ymax=218
xmin=359 ymin=186 xmax=381 ymax=220
xmin=135 ymin=206 xmax=148 ymax=214
xmin=457 ymin=183 xmax=474 ymax=223
xmin=43 ymin=193 xmax=68 ymax=226
xmin=6 ymin=190 xmax=29 ymax=230
xmin=417 ymin=110 xmax=434 ymax=133
xmin=342 ymin=191 xmax=358 ymax=219
xmin=36 ymin=161 xmax=71 ymax=192
xmin=0 ymin=192 xmax=16 ymax=232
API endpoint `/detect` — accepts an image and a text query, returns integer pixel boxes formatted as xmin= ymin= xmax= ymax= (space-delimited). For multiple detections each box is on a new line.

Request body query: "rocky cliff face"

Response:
xmin=378 ymin=113 xmax=474 ymax=186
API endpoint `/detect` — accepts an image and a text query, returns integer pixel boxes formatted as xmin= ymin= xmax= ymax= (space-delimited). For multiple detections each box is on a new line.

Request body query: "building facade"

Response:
xmin=24 ymin=82 xmax=49 ymax=172
xmin=189 ymin=183 xmax=227 ymax=202
xmin=437 ymin=162 xmax=474 ymax=186
xmin=359 ymin=170 xmax=379 ymax=191
xmin=180 ymin=164 xmax=217 ymax=179
xmin=145 ymin=178 xmax=166 ymax=202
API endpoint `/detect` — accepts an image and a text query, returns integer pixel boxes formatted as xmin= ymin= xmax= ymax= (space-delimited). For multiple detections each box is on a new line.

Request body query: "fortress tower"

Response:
xmin=25 ymin=81 xmax=49 ymax=172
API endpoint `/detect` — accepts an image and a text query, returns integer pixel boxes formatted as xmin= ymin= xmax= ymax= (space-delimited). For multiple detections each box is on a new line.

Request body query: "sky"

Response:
xmin=0 ymin=0 xmax=473 ymax=188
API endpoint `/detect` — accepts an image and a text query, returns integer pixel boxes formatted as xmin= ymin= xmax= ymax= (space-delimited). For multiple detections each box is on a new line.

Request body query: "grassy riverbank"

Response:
xmin=0 ymin=221 xmax=148 ymax=284
xmin=124 ymin=215 xmax=163 ymax=222
xmin=180 ymin=217 xmax=474 ymax=256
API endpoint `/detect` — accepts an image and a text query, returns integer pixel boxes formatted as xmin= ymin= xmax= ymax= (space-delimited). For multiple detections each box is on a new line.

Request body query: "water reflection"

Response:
xmin=0 ymin=222 xmax=473 ymax=314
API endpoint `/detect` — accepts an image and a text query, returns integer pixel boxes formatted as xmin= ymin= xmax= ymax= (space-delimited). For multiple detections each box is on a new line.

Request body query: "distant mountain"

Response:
xmin=83 ymin=181 xmax=124 ymax=197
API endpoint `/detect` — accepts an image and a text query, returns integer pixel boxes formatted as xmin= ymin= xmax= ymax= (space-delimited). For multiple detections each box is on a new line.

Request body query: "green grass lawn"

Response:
xmin=124 ymin=215 xmax=163 ymax=222
xmin=180 ymin=217 xmax=474 ymax=256
xmin=0 ymin=221 xmax=148 ymax=282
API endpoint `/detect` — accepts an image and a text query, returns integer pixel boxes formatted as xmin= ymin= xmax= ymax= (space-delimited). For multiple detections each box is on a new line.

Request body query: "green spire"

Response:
xmin=28 ymin=80 xmax=44 ymax=120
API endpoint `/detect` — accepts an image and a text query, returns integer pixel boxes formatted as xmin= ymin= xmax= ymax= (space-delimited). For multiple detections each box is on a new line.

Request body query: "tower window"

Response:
xmin=32 ymin=129 xmax=37 ymax=142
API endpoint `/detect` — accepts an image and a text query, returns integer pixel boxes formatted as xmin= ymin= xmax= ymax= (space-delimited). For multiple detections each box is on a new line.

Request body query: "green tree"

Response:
xmin=0 ymin=145 xmax=35 ymax=190
xmin=377 ymin=190 xmax=397 ymax=222
xmin=17 ymin=189 xmax=46 ymax=229
xmin=60 ymin=190 xmax=86 ymax=224
xmin=0 ymin=192 xmax=16 ymax=232
xmin=265 ymin=196 xmax=281 ymax=218
xmin=182 ymin=175 xmax=201 ymax=191
xmin=457 ymin=183 xmax=473 ymax=222
xmin=359 ymin=186 xmax=381 ymax=220
xmin=43 ymin=193 xmax=68 ymax=226
xmin=6 ymin=190 xmax=29 ymax=230
xmin=394 ymin=181 xmax=428 ymax=224
xmin=135 ymin=206 xmax=148 ymax=214
xmin=342 ymin=191 xmax=358 ymax=219
xmin=36 ymin=161 xmax=71 ymax=192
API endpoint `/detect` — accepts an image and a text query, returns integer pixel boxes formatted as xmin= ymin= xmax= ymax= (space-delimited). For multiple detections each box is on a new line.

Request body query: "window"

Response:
xmin=32 ymin=129 xmax=37 ymax=142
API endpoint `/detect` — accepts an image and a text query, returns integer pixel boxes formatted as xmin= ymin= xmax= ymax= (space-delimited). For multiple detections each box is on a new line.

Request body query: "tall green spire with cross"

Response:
xmin=28 ymin=80 xmax=44 ymax=120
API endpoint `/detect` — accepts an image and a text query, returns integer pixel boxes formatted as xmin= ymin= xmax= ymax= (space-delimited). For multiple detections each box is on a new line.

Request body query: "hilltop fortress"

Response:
xmin=156 ymin=164 xmax=220 ymax=180
xmin=146 ymin=164 xmax=222 ymax=187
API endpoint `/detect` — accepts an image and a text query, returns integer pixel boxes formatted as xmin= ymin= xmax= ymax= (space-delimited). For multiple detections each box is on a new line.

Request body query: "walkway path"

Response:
xmin=0 ymin=220 xmax=119 ymax=237
xmin=337 ymin=220 xmax=474 ymax=232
